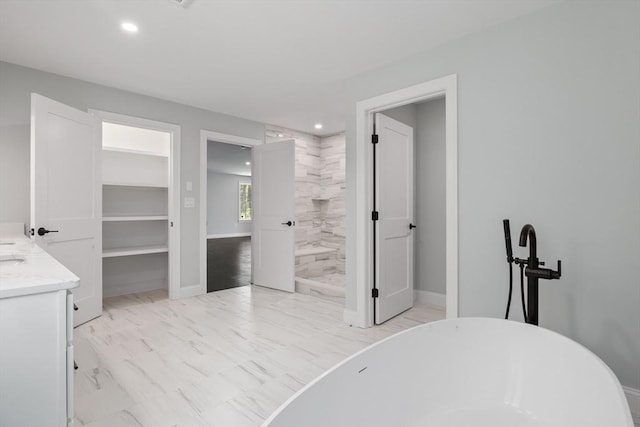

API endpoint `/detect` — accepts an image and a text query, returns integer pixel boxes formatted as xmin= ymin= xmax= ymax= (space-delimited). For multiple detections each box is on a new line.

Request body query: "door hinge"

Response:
xmin=371 ymin=134 xmax=379 ymax=144
xmin=372 ymin=288 xmax=379 ymax=298
xmin=371 ymin=211 xmax=379 ymax=221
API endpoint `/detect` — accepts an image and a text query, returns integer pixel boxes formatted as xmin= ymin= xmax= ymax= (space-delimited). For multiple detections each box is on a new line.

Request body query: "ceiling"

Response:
xmin=207 ymin=140 xmax=252 ymax=176
xmin=0 ymin=1 xmax=555 ymax=136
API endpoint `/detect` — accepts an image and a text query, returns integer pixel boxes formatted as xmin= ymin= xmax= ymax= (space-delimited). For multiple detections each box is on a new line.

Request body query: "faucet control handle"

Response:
xmin=553 ymin=260 xmax=561 ymax=279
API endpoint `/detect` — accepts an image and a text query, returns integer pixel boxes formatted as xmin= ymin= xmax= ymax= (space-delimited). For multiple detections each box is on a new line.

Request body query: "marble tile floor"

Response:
xmin=74 ymin=286 xmax=445 ymax=427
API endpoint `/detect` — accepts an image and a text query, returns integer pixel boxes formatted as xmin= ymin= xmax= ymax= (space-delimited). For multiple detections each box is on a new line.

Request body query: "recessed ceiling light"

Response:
xmin=277 ymin=133 xmax=284 ymax=138
xmin=245 ymin=161 xmax=251 ymax=166
xmin=314 ymin=123 xmax=323 ymax=130
xmin=121 ymin=21 xmax=139 ymax=34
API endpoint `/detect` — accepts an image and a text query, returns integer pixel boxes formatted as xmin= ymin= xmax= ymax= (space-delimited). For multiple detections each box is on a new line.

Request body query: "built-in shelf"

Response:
xmin=102 ymin=215 xmax=168 ymax=222
xmin=102 ymin=244 xmax=168 ymax=258
xmin=102 ymin=146 xmax=168 ymax=157
xmin=103 ymin=182 xmax=168 ymax=189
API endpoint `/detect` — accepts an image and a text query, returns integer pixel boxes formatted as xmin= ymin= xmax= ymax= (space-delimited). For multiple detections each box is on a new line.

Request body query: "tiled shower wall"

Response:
xmin=265 ymin=126 xmax=346 ymax=275
xmin=319 ymin=134 xmax=346 ymax=273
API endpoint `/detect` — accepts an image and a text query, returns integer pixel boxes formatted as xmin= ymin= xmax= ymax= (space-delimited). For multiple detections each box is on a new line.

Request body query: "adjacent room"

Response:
xmin=206 ymin=140 xmax=253 ymax=293
xmin=0 ymin=1 xmax=638 ymax=427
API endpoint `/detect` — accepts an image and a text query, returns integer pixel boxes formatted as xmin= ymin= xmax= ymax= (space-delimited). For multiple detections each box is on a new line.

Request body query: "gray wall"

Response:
xmin=0 ymin=61 xmax=264 ymax=289
xmin=415 ymin=99 xmax=446 ymax=295
xmin=207 ymin=172 xmax=252 ymax=236
xmin=344 ymin=1 xmax=640 ymax=389
xmin=380 ymin=104 xmax=417 ymax=130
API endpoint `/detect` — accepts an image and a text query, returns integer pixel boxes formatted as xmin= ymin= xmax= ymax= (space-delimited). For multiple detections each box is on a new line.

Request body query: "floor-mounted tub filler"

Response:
xmin=264 ymin=318 xmax=633 ymax=427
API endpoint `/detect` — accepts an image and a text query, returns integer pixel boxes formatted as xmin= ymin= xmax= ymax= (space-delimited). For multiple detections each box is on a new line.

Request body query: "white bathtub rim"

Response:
xmin=261 ymin=317 xmax=632 ymax=426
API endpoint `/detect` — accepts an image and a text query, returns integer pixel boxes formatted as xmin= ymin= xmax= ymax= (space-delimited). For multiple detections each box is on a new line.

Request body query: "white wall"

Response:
xmin=344 ymin=1 xmax=640 ymax=390
xmin=0 ymin=61 xmax=264 ymax=290
xmin=207 ymin=172 xmax=252 ymax=236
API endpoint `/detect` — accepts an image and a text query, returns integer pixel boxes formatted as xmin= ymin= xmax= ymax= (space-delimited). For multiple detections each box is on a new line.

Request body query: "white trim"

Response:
xmin=200 ymin=130 xmax=263 ymax=297
xmin=179 ymin=284 xmax=204 ymax=299
xmin=624 ymin=386 xmax=640 ymax=421
xmin=414 ymin=290 xmax=446 ymax=309
xmin=207 ymin=232 xmax=251 ymax=239
xmin=352 ymin=74 xmax=458 ymax=328
xmin=343 ymin=309 xmax=359 ymax=326
xmin=89 ymin=109 xmax=181 ymax=301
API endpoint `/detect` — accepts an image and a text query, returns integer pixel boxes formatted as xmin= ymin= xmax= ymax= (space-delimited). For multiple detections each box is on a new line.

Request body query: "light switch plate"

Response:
xmin=186 ymin=181 xmax=193 ymax=191
xmin=184 ymin=197 xmax=195 ymax=208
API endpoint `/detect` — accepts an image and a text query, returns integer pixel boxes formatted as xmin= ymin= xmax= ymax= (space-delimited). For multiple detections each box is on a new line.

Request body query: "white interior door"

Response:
xmin=31 ymin=94 xmax=102 ymax=326
xmin=252 ymin=140 xmax=295 ymax=292
xmin=375 ymin=113 xmax=415 ymax=324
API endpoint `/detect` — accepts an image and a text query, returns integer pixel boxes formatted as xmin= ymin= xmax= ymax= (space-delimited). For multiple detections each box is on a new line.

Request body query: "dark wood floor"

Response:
xmin=207 ymin=236 xmax=251 ymax=293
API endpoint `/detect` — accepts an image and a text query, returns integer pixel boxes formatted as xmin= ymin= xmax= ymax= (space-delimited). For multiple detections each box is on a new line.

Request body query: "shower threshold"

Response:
xmin=295 ymin=274 xmax=345 ymax=303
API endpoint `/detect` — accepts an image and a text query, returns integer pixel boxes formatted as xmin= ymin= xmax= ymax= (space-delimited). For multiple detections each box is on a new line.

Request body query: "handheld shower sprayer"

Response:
xmin=503 ymin=219 xmax=529 ymax=322
xmin=503 ymin=219 xmax=513 ymax=264
xmin=503 ymin=220 xmax=514 ymax=319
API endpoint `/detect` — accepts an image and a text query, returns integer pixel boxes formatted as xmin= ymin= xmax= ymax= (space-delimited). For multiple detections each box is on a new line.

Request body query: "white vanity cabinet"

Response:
xmin=0 ymin=224 xmax=79 ymax=427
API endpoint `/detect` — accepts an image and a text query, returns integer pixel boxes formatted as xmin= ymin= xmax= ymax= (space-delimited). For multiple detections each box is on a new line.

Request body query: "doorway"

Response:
xmin=373 ymin=97 xmax=447 ymax=324
xmin=350 ymin=74 xmax=458 ymax=328
xmin=206 ymin=140 xmax=253 ymax=292
xmin=199 ymin=130 xmax=262 ymax=296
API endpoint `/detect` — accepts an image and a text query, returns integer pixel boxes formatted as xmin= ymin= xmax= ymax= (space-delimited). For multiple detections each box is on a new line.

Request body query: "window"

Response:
xmin=239 ymin=182 xmax=252 ymax=221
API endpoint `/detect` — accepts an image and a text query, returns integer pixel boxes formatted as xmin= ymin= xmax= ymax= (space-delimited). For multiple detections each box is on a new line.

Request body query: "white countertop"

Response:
xmin=0 ymin=223 xmax=79 ymax=299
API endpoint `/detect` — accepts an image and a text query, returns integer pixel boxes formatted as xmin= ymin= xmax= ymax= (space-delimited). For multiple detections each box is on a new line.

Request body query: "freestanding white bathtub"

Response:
xmin=264 ymin=318 xmax=633 ymax=427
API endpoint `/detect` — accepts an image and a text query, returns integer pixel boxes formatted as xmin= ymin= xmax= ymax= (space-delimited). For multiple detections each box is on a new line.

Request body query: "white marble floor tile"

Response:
xmin=75 ymin=287 xmax=444 ymax=426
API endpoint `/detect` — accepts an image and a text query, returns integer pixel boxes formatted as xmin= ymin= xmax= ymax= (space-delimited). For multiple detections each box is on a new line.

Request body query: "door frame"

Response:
xmin=89 ymin=109 xmax=181 ymax=299
xmin=199 ymin=130 xmax=263 ymax=296
xmin=350 ymin=73 xmax=458 ymax=328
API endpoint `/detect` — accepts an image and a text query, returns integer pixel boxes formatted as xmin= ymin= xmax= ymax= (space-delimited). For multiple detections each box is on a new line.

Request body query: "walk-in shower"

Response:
xmin=266 ymin=126 xmax=346 ymax=302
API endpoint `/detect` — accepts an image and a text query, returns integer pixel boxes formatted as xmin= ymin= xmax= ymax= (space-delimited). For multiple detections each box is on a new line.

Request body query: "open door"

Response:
xmin=31 ymin=94 xmax=102 ymax=326
xmin=252 ymin=139 xmax=295 ymax=292
xmin=374 ymin=113 xmax=415 ymax=324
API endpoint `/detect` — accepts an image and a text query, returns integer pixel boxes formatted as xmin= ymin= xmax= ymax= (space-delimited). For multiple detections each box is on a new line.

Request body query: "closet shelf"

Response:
xmin=103 ymin=146 xmax=168 ymax=158
xmin=102 ymin=245 xmax=168 ymax=258
xmin=103 ymin=215 xmax=168 ymax=222
xmin=103 ymin=182 xmax=168 ymax=189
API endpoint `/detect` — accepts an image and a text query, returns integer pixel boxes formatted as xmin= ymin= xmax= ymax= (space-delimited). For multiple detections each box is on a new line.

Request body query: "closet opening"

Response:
xmin=90 ymin=110 xmax=181 ymax=300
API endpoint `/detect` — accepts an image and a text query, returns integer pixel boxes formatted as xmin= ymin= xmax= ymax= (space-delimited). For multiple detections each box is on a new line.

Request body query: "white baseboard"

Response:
xmin=207 ymin=232 xmax=251 ymax=239
xmin=179 ymin=284 xmax=205 ymax=299
xmin=103 ymin=280 xmax=166 ymax=298
xmin=414 ymin=290 xmax=446 ymax=309
xmin=343 ymin=309 xmax=360 ymax=327
xmin=624 ymin=386 xmax=640 ymax=421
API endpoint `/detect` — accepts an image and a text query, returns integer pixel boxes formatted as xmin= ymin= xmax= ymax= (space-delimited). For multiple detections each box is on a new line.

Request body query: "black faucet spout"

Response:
xmin=519 ymin=224 xmax=537 ymax=258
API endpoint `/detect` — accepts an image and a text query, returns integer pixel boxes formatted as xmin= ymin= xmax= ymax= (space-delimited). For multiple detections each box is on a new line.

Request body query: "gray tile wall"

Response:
xmin=319 ymin=134 xmax=346 ymax=274
xmin=266 ymin=126 xmax=346 ymax=282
